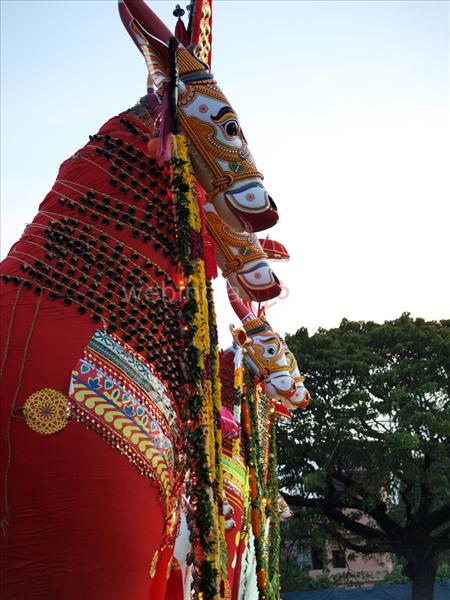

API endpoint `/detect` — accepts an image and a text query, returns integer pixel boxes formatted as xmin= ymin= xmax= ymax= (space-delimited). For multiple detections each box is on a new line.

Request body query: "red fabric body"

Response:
xmin=164 ymin=558 xmax=184 ymax=600
xmin=0 ymin=287 xmax=167 ymax=600
xmin=0 ymin=111 xmax=180 ymax=600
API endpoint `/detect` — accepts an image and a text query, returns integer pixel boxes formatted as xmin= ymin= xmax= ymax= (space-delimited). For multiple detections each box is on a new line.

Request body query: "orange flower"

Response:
xmin=251 ymin=507 xmax=261 ymax=538
xmin=257 ymin=568 xmax=266 ymax=590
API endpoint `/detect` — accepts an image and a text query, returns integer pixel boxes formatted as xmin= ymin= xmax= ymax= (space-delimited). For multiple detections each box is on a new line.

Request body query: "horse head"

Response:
xmin=227 ymin=284 xmax=297 ymax=402
xmin=119 ymin=0 xmax=279 ymax=232
xmin=278 ymin=495 xmax=293 ymax=521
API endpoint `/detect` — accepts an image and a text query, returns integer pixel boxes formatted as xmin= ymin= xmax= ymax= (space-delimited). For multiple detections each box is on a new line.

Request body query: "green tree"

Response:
xmin=278 ymin=314 xmax=450 ymax=600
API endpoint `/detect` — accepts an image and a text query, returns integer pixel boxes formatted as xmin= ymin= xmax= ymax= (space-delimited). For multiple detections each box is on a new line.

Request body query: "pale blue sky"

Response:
xmin=1 ymin=1 xmax=449 ymax=343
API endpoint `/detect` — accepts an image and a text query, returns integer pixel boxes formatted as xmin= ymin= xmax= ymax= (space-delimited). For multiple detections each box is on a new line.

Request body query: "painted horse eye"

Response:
xmin=268 ymin=347 xmax=275 ymax=355
xmin=225 ymin=120 xmax=239 ymax=137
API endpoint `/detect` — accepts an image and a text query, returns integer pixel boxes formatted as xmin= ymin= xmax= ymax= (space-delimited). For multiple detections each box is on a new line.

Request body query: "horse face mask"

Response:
xmin=119 ymin=0 xmax=279 ymax=233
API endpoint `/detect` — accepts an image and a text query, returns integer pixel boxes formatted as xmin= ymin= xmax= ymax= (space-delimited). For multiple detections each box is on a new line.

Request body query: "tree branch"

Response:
xmin=322 ymin=505 xmax=387 ymax=542
xmin=282 ymin=493 xmax=363 ymax=512
xmin=424 ymin=504 xmax=450 ymax=534
xmin=283 ymin=492 xmax=404 ymax=543
xmin=283 ymin=492 xmax=404 ymax=552
xmin=331 ymin=471 xmax=357 ymax=487
xmin=368 ymin=501 xmax=404 ymax=540
xmin=417 ymin=453 xmax=432 ymax=522
xmin=285 ymin=496 xmax=388 ymax=541
xmin=399 ymin=484 xmax=413 ymax=522
xmin=355 ymin=418 xmax=386 ymax=440
xmin=331 ymin=529 xmax=396 ymax=555
xmin=331 ymin=530 xmax=372 ymax=554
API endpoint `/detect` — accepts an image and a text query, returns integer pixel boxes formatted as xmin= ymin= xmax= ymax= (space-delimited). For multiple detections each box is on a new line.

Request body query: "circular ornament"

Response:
xmin=246 ymin=192 xmax=255 ymax=202
xmin=199 ymin=103 xmax=208 ymax=114
xmin=23 ymin=388 xmax=71 ymax=435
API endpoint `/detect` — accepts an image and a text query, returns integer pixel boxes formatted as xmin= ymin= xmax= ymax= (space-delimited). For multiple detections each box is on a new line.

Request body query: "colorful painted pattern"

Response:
xmin=88 ymin=329 xmax=178 ymax=433
xmin=69 ymin=330 xmax=177 ymax=508
xmin=222 ymin=450 xmax=247 ymax=507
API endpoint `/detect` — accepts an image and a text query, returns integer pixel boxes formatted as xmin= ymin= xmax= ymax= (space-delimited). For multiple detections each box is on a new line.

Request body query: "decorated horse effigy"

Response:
xmin=0 ymin=2 xmax=310 ymax=599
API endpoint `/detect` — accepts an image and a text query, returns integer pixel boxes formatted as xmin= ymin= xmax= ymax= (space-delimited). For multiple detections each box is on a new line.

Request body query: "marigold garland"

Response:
xmin=207 ymin=281 xmax=228 ymax=585
xmin=172 ymin=134 xmax=227 ymax=599
xmin=172 ymin=134 xmax=281 ymax=599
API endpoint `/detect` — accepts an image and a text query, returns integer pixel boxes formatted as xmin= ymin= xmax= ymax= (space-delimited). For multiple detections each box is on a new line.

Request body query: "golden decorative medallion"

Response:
xmin=23 ymin=388 xmax=71 ymax=435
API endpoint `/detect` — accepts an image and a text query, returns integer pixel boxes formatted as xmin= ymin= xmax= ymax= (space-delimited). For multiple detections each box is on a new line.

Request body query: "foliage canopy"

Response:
xmin=278 ymin=314 xmax=450 ymax=599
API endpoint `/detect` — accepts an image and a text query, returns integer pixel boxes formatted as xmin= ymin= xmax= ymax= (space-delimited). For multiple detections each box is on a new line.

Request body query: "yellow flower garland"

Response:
xmin=175 ymin=134 xmax=228 ymax=596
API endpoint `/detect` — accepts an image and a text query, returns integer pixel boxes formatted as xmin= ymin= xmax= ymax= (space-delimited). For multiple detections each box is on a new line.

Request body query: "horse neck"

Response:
xmin=2 ymin=97 xmax=186 ymax=396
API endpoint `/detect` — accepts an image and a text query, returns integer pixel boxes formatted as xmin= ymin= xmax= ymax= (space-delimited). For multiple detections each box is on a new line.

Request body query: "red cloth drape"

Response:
xmin=0 ymin=111 xmax=177 ymax=599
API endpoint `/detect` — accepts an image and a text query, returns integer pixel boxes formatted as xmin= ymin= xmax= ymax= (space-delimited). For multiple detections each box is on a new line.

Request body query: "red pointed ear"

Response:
xmin=133 ymin=22 xmax=171 ymax=89
xmin=230 ymin=325 xmax=249 ymax=347
xmin=118 ymin=1 xmax=142 ymax=52
xmin=119 ymin=1 xmax=170 ymax=88
xmin=119 ymin=1 xmax=207 ymax=88
xmin=121 ymin=0 xmax=173 ymax=43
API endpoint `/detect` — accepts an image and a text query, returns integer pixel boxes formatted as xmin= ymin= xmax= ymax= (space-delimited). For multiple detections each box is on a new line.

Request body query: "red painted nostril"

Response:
xmin=271 ymin=380 xmax=297 ymax=400
xmin=284 ymin=383 xmax=297 ymax=400
xmin=302 ymin=392 xmax=312 ymax=408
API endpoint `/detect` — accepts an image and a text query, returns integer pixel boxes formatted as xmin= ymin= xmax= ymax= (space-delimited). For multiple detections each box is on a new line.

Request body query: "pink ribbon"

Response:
xmin=157 ymin=83 xmax=172 ymax=165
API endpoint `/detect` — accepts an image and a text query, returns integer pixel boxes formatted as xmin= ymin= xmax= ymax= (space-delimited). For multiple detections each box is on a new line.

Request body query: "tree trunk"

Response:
xmin=409 ymin=555 xmax=438 ymax=600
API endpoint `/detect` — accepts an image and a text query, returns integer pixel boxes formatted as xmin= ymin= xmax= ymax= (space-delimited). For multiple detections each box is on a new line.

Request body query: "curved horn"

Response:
xmin=118 ymin=1 xmax=143 ymax=53
xmin=119 ymin=0 xmax=175 ymax=89
xmin=122 ymin=0 xmax=174 ymax=43
xmin=227 ymin=282 xmax=255 ymax=323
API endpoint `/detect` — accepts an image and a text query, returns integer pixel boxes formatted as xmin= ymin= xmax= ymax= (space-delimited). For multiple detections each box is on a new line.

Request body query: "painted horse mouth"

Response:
xmin=274 ymin=386 xmax=297 ymax=400
xmin=236 ymin=266 xmax=282 ymax=302
xmin=224 ymin=186 xmax=279 ymax=232
xmin=269 ymin=377 xmax=297 ymax=400
xmin=293 ymin=390 xmax=311 ymax=409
